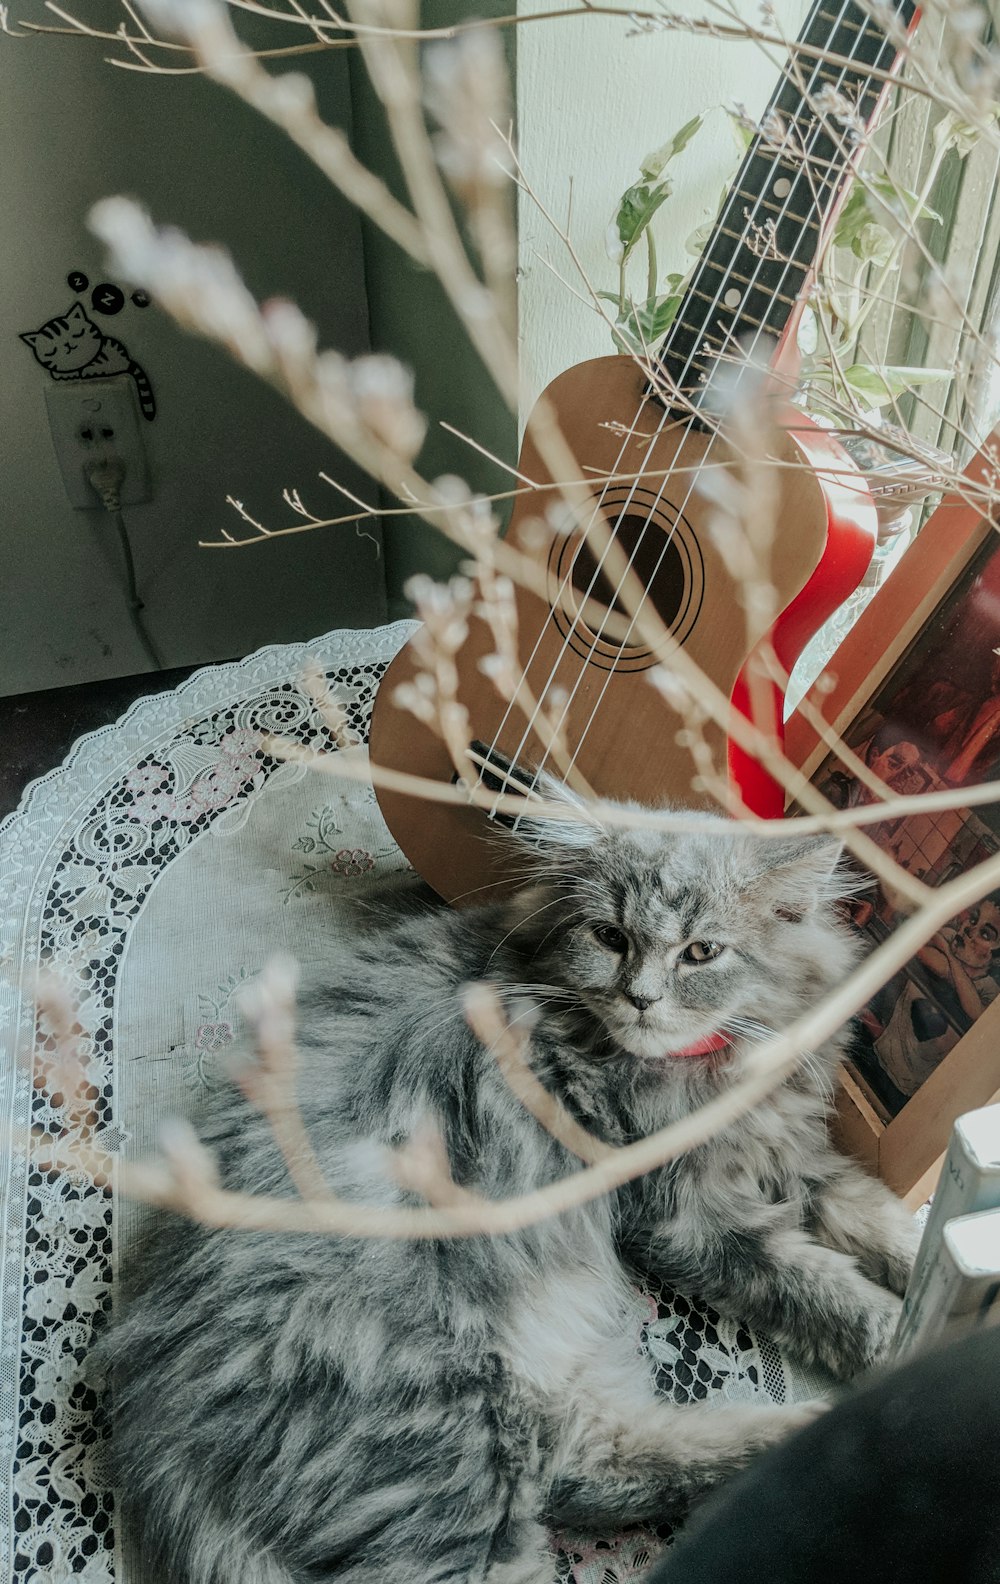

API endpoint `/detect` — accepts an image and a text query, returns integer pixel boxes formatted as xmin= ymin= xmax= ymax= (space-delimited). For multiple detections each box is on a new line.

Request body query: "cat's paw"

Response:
xmin=816 ymin=1289 xmax=901 ymax=1381
xmin=858 ymin=1246 xmax=917 ymax=1297
xmin=855 ymin=1223 xmax=921 ymax=1297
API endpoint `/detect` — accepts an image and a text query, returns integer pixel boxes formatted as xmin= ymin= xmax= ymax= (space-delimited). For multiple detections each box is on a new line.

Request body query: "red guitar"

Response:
xmin=370 ymin=0 xmax=917 ymax=902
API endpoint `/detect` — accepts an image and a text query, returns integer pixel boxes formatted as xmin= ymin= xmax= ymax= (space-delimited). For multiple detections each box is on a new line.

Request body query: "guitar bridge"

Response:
xmin=456 ymin=741 xmax=537 ymax=826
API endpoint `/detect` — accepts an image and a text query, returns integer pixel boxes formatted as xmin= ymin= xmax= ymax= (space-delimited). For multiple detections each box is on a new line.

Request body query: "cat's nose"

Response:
xmin=626 ymin=992 xmax=659 ymax=1012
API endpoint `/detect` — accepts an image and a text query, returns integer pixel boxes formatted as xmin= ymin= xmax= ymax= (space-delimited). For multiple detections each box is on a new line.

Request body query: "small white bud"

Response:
xmin=649 ymin=665 xmax=692 ymax=712
xmin=350 ymin=355 xmax=427 ymax=461
xmin=545 ymin=500 xmax=579 ymax=537
xmin=268 ymin=71 xmax=317 ymax=118
xmin=262 ymin=298 xmax=317 ymax=386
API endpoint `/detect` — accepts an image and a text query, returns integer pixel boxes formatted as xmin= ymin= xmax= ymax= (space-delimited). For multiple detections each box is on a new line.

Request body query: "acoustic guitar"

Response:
xmin=370 ymin=0 xmax=918 ymax=902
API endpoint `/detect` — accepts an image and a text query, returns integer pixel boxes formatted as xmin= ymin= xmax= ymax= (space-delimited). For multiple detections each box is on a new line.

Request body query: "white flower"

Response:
xmin=32 ymin=1348 xmax=82 ymax=1397
xmin=24 ymin=1277 xmax=72 ymax=1323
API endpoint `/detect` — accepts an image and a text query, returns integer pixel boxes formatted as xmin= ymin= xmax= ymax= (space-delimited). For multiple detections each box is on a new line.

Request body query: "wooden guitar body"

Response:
xmin=369 ymin=355 xmax=878 ymax=901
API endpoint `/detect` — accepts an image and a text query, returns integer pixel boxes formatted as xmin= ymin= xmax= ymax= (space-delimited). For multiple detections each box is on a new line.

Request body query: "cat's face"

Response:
xmin=20 ymin=302 xmax=102 ymax=373
xmin=950 ymin=901 xmax=1000 ymax=973
xmin=507 ymin=811 xmax=854 ymax=1064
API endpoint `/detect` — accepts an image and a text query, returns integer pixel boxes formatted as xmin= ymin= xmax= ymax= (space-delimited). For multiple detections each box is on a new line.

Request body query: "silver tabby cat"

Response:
xmin=103 ymin=792 xmax=919 ymax=1584
xmin=20 ymin=302 xmax=156 ymax=419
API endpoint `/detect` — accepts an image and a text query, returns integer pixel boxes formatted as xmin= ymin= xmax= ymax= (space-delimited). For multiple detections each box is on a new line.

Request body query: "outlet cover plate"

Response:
xmin=44 ymin=376 xmax=152 ymax=509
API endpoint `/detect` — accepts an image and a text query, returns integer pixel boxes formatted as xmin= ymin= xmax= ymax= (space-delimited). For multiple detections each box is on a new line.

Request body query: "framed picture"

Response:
xmin=787 ymin=435 xmax=1000 ymax=1206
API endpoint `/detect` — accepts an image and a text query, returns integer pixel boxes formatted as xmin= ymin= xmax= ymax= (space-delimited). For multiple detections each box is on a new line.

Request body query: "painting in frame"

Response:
xmin=787 ymin=433 xmax=1000 ymax=1206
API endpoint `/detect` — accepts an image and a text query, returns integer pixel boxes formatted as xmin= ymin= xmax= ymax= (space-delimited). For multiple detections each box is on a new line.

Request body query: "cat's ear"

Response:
xmin=66 ymin=302 xmax=89 ymax=323
xmin=755 ymin=835 xmax=849 ymax=921
xmin=19 ymin=331 xmax=41 ymax=348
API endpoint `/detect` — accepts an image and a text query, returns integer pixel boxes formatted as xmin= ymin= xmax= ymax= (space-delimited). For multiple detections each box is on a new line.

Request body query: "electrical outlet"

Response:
xmin=44 ymin=376 xmax=152 ymax=509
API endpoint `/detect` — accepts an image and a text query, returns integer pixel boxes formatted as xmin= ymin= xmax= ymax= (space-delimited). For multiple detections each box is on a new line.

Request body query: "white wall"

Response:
xmin=516 ymin=0 xmax=810 ymax=417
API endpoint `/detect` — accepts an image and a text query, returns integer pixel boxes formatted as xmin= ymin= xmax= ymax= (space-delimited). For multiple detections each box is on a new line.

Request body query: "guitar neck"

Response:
xmin=658 ymin=0 xmax=917 ymax=408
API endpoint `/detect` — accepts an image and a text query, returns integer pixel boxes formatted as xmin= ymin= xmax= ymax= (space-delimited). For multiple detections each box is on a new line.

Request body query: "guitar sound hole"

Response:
xmin=569 ymin=512 xmax=685 ymax=647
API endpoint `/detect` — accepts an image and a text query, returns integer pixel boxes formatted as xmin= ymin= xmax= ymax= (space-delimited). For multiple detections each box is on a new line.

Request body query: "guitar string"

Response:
xmin=497 ymin=0 xmax=873 ymax=809
xmin=477 ymin=359 xmax=665 ymax=792
xmin=550 ymin=0 xmax=898 ymax=790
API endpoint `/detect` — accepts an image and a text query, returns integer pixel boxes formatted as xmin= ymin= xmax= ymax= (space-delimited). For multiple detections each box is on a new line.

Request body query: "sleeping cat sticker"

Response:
xmin=20 ymin=302 xmax=156 ymax=420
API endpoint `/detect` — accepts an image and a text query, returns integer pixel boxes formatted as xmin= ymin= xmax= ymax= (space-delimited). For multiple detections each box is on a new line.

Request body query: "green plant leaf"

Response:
xmin=611 ymin=291 xmax=685 ymax=354
xmin=685 ymin=220 xmax=713 ymax=258
xmin=607 ymin=113 xmax=707 ymax=266
xmin=608 ymin=179 xmax=674 ymax=262
xmin=833 ymin=176 xmax=940 ymax=254
xmin=933 ymin=110 xmax=995 ymax=158
xmin=635 ymin=292 xmax=684 ymax=340
xmin=868 ymin=174 xmax=941 ymax=228
xmin=850 ymin=223 xmax=896 ymax=266
xmin=832 ymin=185 xmax=871 ymax=250
xmin=843 ymin=363 xmax=950 ymax=408
xmin=639 ymin=113 xmax=706 ymax=180
xmin=725 ymin=108 xmax=755 ymax=153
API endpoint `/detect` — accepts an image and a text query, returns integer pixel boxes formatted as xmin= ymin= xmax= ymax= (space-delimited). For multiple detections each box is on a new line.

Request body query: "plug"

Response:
xmin=86 ymin=454 xmax=128 ymax=513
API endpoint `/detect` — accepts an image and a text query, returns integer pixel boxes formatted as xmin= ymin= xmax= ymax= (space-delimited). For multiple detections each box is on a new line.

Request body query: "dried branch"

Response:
xmin=233 ymin=954 xmax=334 ymax=1202
xmin=299 ymin=657 xmax=360 ymax=747
xmin=260 ymin=725 xmax=1000 ymax=894
xmin=462 ymin=982 xmax=613 ymax=1166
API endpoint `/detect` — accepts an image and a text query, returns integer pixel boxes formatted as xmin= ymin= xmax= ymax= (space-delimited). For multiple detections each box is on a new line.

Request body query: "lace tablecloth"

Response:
xmin=0 ymin=621 xmax=825 ymax=1584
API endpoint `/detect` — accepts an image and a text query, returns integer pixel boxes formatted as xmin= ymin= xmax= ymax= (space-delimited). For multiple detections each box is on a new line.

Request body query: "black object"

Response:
xmin=459 ymin=740 xmax=537 ymax=828
xmin=67 ymin=269 xmax=89 ymax=292
xmin=131 ymin=290 xmax=151 ymax=308
xmin=91 ymin=282 xmax=125 ymax=315
xmin=652 ymin=1326 xmax=1000 ymax=1583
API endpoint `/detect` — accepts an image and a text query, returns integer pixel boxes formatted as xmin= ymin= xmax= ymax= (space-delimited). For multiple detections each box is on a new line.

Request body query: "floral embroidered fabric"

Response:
xmin=0 ymin=622 xmax=824 ymax=1583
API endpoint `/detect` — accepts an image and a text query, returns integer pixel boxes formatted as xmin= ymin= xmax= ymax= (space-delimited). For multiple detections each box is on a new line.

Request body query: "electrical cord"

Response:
xmin=85 ymin=456 xmax=164 ymax=671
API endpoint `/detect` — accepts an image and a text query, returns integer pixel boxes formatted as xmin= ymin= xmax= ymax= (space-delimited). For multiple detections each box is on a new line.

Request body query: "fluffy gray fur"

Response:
xmin=103 ymin=800 xmax=919 ymax=1584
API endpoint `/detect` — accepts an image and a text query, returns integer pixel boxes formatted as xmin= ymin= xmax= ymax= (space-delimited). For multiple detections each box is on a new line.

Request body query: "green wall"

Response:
xmin=347 ymin=3 xmax=518 ymax=619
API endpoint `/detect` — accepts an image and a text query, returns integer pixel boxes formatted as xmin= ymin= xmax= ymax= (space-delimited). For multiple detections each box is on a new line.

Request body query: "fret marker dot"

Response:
xmin=724 ymin=288 xmax=742 ymax=309
xmin=774 ymin=177 xmax=792 ymax=198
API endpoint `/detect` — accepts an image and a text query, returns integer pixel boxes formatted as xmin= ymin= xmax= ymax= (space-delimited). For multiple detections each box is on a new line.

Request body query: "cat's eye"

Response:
xmin=681 ymin=940 xmax=724 ymax=964
xmin=593 ymin=924 xmax=629 ymax=953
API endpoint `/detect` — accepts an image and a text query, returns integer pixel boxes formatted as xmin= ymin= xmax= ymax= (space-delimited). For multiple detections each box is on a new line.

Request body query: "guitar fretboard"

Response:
xmin=657 ymin=0 xmax=917 ymax=408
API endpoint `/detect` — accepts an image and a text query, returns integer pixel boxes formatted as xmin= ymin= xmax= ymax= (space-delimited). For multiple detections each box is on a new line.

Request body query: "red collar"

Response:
xmin=667 ymin=1031 xmax=732 ymax=1058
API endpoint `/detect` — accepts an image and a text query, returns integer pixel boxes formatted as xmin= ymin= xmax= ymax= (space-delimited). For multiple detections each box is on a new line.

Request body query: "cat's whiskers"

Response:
xmin=496 ymin=982 xmax=581 ymax=1003
xmin=448 ymin=877 xmax=526 ymax=905
xmin=724 ymin=1014 xmax=827 ymax=1091
xmin=529 ymin=904 xmax=593 ymax=958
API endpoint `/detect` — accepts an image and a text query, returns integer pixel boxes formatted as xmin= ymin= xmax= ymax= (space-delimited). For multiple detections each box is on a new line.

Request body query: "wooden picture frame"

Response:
xmin=787 ymin=433 xmax=1000 ymax=1207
